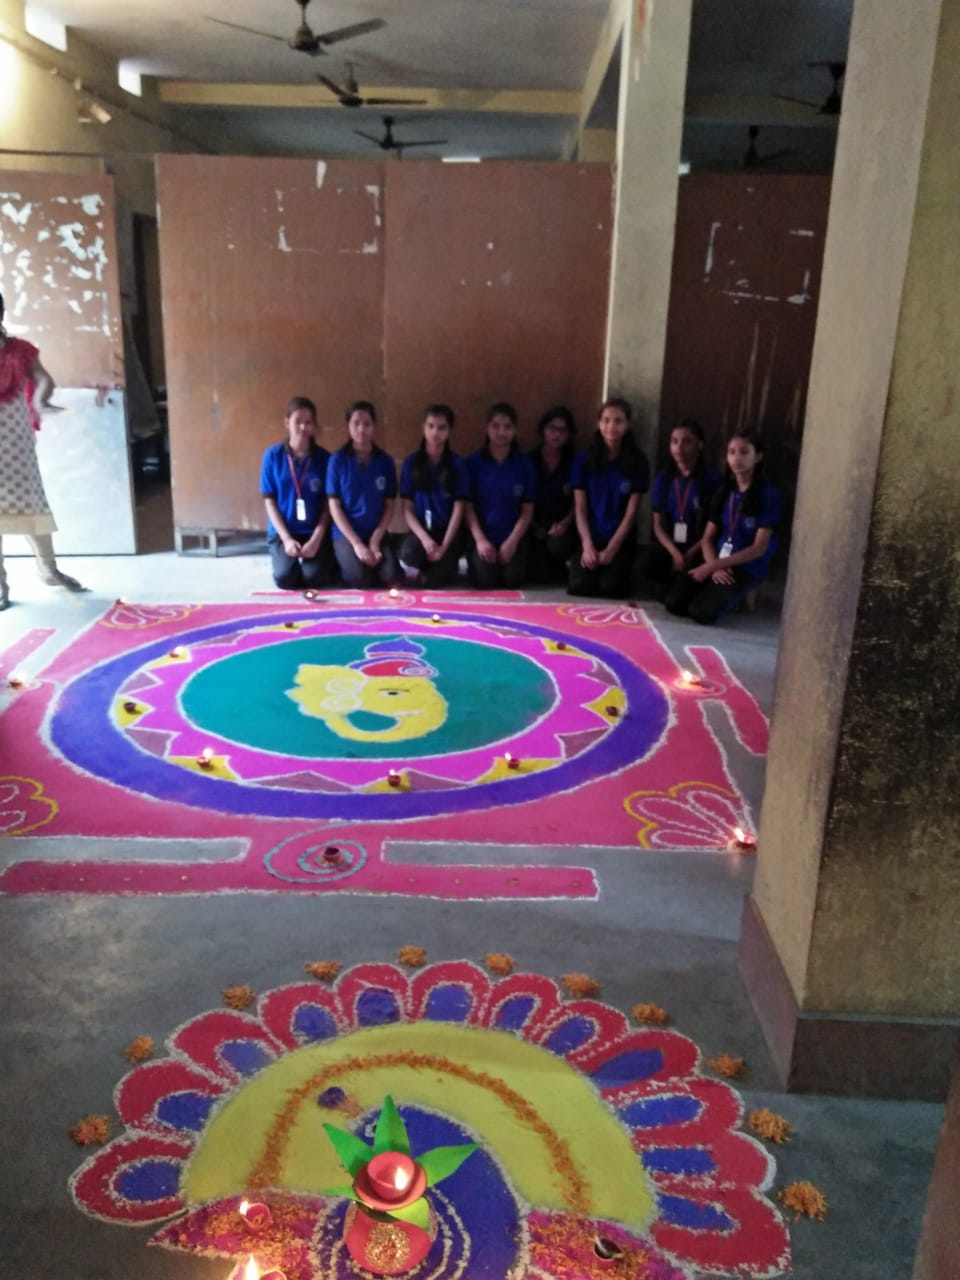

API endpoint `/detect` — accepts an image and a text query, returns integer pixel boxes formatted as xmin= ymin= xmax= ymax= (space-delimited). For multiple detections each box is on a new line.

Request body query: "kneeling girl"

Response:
xmin=399 ymin=403 xmax=470 ymax=587
xmin=326 ymin=400 xmax=399 ymax=587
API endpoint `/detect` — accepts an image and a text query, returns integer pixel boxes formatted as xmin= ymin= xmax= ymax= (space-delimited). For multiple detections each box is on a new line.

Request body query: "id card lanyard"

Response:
xmin=719 ymin=492 xmax=741 ymax=559
xmin=286 ymin=452 xmax=312 ymax=524
xmin=672 ymin=477 xmax=694 ymax=544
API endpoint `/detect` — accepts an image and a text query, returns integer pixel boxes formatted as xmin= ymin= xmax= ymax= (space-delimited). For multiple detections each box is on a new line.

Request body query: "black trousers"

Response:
xmin=664 ymin=564 xmax=757 ymax=624
xmin=267 ymin=534 xmax=338 ymax=591
xmin=566 ymin=539 xmax=635 ymax=599
xmin=398 ymin=528 xmax=465 ymax=588
xmin=332 ymin=537 xmax=400 ymax=588
xmin=528 ymin=525 xmax=578 ymax=584
xmin=467 ymin=539 xmax=530 ymax=589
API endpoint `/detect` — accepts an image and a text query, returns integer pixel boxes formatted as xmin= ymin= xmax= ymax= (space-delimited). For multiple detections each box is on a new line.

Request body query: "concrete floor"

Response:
xmin=0 ymin=486 xmax=945 ymax=1279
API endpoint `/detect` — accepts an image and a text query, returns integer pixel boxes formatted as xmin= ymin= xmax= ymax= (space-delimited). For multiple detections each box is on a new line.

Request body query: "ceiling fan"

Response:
xmin=743 ymin=126 xmax=796 ymax=169
xmin=206 ymin=1 xmax=385 ymax=57
xmin=318 ymin=63 xmax=427 ymax=109
xmin=777 ymin=61 xmax=845 ymax=116
xmin=355 ymin=115 xmax=448 ymax=155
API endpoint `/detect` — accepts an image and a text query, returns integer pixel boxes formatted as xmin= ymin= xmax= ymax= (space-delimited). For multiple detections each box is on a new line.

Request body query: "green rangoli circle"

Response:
xmin=179 ymin=634 xmax=556 ymax=760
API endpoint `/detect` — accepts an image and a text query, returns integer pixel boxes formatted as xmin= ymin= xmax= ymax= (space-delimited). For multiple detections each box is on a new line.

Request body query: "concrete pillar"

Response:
xmin=739 ymin=0 xmax=960 ymax=1100
xmin=603 ymin=0 xmax=691 ymax=460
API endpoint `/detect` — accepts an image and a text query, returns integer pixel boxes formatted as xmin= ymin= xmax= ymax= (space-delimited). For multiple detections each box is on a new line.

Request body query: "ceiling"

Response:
xmin=23 ymin=0 xmax=853 ymax=169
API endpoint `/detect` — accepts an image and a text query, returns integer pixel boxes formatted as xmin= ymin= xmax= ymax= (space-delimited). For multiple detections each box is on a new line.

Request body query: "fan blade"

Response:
xmin=205 ymin=16 xmax=285 ymax=42
xmin=317 ymin=18 xmax=387 ymax=46
xmin=317 ymin=74 xmax=348 ymax=99
xmin=361 ymin=97 xmax=429 ymax=107
xmin=396 ymin=139 xmax=448 ymax=149
xmin=354 ymin=130 xmax=383 ymax=144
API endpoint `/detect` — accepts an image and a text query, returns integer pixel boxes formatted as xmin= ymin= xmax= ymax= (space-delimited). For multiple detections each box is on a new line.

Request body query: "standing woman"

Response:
xmin=398 ymin=403 xmax=470 ymax=588
xmin=260 ymin=395 xmax=336 ymax=591
xmin=666 ymin=429 xmax=781 ymax=624
xmin=465 ymin=402 xmax=536 ymax=589
xmin=648 ymin=417 xmax=721 ymax=606
xmin=568 ymin=397 xmax=650 ymax=599
xmin=326 ymin=400 xmax=399 ymax=587
xmin=0 ymin=290 xmax=84 ymax=610
xmin=527 ymin=405 xmax=577 ymax=584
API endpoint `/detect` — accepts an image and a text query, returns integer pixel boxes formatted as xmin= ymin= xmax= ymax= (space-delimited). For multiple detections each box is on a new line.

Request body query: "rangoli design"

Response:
xmin=69 ymin=961 xmax=791 ymax=1278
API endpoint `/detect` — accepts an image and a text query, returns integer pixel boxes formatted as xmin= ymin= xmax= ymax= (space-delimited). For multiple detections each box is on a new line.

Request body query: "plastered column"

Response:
xmin=603 ymin=0 xmax=691 ymax=458
xmin=740 ymin=0 xmax=960 ymax=1100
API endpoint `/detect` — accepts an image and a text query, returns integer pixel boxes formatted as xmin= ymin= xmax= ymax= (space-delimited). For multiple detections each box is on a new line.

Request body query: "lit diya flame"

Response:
xmin=431 ymin=613 xmax=441 ymax=623
xmin=680 ymin=669 xmax=702 ymax=687
xmin=387 ymin=769 xmax=402 ymax=788
xmin=237 ymin=1198 xmax=272 ymax=1230
xmin=7 ymin=671 xmax=26 ymax=689
xmin=169 ymin=645 xmax=187 ymax=660
xmin=197 ymin=747 xmax=215 ymax=769
xmin=503 ymin=752 xmax=520 ymax=770
xmin=388 ymin=588 xmax=400 ymax=599
xmin=732 ymin=826 xmax=757 ymax=850
xmin=242 ymin=1257 xmax=286 ymax=1280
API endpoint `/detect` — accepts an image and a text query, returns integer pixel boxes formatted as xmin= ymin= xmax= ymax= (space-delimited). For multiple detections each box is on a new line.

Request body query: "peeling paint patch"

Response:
xmin=37 ymin=228 xmax=51 ymax=242
xmin=67 ymin=299 xmax=82 ymax=314
xmin=1 ymin=200 xmax=33 ymax=226
xmin=57 ymin=222 xmax=88 ymax=259
xmin=361 ymin=240 xmax=378 ymax=254
xmin=787 ymin=268 xmax=812 ymax=305
xmin=278 ymin=227 xmax=292 ymax=253
xmin=77 ymin=194 xmax=103 ymax=216
xmin=789 ymin=228 xmax=815 ymax=237
xmin=316 ymin=161 xmax=327 ymax=188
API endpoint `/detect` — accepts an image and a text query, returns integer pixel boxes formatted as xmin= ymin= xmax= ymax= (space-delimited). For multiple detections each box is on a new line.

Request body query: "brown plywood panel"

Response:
xmin=157 ymin=156 xmax=386 ymax=530
xmin=0 ymin=172 xmax=122 ymax=387
xmin=383 ymin=162 xmax=612 ymax=460
xmin=660 ymin=174 xmax=831 ymax=494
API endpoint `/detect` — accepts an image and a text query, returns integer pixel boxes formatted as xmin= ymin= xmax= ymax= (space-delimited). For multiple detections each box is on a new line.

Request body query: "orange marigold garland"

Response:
xmin=631 ymin=1002 xmax=669 ymax=1025
xmin=69 ymin=1115 xmax=110 ymax=1146
xmin=485 ymin=952 xmax=515 ymax=976
xmin=123 ymin=1034 xmax=154 ymax=1063
xmin=561 ymin=973 xmax=601 ymax=997
xmin=779 ymin=1180 xmax=828 ymax=1220
xmin=708 ymin=1053 xmax=746 ymax=1079
xmin=304 ymin=960 xmax=341 ymax=982
xmin=396 ymin=945 xmax=427 ymax=968
xmin=222 ymin=985 xmax=255 ymax=1011
xmin=749 ymin=1108 xmax=793 ymax=1144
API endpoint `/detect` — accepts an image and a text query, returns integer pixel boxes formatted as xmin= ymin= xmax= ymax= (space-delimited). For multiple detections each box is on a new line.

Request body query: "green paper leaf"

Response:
xmin=323 ymin=1122 xmax=373 ymax=1177
xmin=319 ymin=1183 xmax=359 ymax=1201
xmin=387 ymin=1195 xmax=431 ymax=1230
xmin=418 ymin=1143 xmax=479 ymax=1186
xmin=373 ymin=1095 xmax=410 ymax=1156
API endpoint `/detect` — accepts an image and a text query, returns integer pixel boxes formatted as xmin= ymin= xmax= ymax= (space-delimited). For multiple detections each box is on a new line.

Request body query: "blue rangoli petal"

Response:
xmin=425 ymin=984 xmax=474 ymax=1023
xmin=544 ymin=1016 xmax=596 ymax=1056
xmin=589 ymin=1048 xmax=664 ymax=1088
xmin=357 ymin=988 xmax=400 ymax=1026
xmin=642 ymin=1147 xmax=717 ymax=1176
xmin=494 ymin=995 xmax=535 ymax=1030
xmin=293 ymin=1004 xmax=337 ymax=1042
xmin=620 ymin=1095 xmax=703 ymax=1128
xmin=116 ymin=1160 xmax=180 ymax=1202
xmin=155 ymin=1091 xmax=216 ymax=1132
xmin=219 ymin=1040 xmax=273 ymax=1076
xmin=658 ymin=1194 xmax=734 ymax=1231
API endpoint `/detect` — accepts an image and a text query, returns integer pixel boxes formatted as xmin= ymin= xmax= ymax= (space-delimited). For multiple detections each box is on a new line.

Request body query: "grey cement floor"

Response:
xmin=0 ymin=489 xmax=945 ymax=1279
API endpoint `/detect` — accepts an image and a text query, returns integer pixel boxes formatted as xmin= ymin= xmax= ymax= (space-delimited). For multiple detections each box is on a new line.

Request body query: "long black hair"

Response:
xmin=664 ymin=417 xmax=706 ymax=479
xmin=721 ymin=429 xmax=767 ymax=514
xmin=585 ymin=396 xmax=642 ymax=474
xmin=285 ymin=395 xmax=317 ymax=421
xmin=536 ymin=405 xmax=576 ymax=466
xmin=341 ymin=399 xmax=380 ymax=455
xmin=411 ymin=403 xmax=458 ymax=494
xmin=481 ymin=401 xmax=519 ymax=459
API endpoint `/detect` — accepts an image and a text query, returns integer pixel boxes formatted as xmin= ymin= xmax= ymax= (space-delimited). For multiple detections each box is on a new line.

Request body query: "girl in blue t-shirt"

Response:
xmin=568 ymin=397 xmax=649 ymax=598
xmin=648 ymin=417 xmax=721 ymax=606
xmin=398 ymin=403 xmax=470 ymax=588
xmin=326 ymin=400 xmax=399 ymax=587
xmin=527 ymin=405 xmax=577 ymax=584
xmin=465 ymin=402 xmax=537 ymax=589
xmin=259 ymin=395 xmax=336 ymax=591
xmin=666 ymin=429 xmax=782 ymax=624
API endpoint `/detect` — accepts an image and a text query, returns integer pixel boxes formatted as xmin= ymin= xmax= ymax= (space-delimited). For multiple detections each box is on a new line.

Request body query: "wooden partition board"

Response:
xmin=157 ymin=157 xmax=613 ymax=531
xmin=382 ymin=162 xmax=613 ymax=460
xmin=156 ymin=156 xmax=386 ymax=531
xmin=0 ymin=171 xmax=122 ymax=386
xmin=659 ymin=173 xmax=832 ymax=490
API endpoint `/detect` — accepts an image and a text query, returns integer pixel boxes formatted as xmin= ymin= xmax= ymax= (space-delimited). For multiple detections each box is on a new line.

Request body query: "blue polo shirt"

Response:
xmin=707 ymin=479 xmax=781 ymax=580
xmin=400 ymin=450 xmax=470 ymax=536
xmin=650 ymin=464 xmax=722 ymax=547
xmin=260 ymin=442 xmax=329 ymax=538
xmin=571 ymin=449 xmax=649 ymax=544
xmin=528 ymin=450 xmax=573 ymax=529
xmin=326 ymin=445 xmax=397 ymax=542
xmin=466 ymin=448 xmax=537 ymax=546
